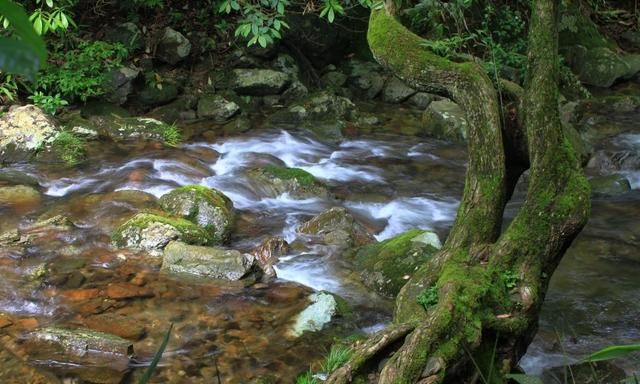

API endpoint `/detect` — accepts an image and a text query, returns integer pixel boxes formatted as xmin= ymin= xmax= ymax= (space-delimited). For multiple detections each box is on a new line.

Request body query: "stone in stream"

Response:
xmin=589 ymin=174 xmax=631 ymax=196
xmin=245 ymin=165 xmax=328 ymax=199
xmin=298 ymin=207 xmax=375 ymax=249
xmin=252 ymin=236 xmax=290 ymax=280
xmin=196 ymin=94 xmax=240 ymax=121
xmin=112 ymin=213 xmax=213 ymax=255
xmin=0 ymin=169 xmax=41 ymax=187
xmin=421 ymin=99 xmax=469 ymax=142
xmin=0 ymin=105 xmax=61 ymax=164
xmin=349 ymin=229 xmax=441 ymax=297
xmin=230 ymin=69 xmax=291 ymax=96
xmin=94 ymin=116 xmax=181 ymax=146
xmin=23 ymin=327 xmax=132 ymax=384
xmin=162 ymin=241 xmax=259 ymax=281
xmin=159 ymin=185 xmax=234 ymax=244
xmin=288 ymin=292 xmax=338 ymax=337
xmin=0 ymin=185 xmax=41 ymax=206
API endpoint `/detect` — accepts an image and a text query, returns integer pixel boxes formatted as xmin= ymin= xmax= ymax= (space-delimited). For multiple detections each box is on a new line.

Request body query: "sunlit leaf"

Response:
xmin=583 ymin=344 xmax=640 ymax=363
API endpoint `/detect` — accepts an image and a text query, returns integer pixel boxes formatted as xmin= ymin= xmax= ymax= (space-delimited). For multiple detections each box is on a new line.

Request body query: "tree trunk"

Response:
xmin=327 ymin=0 xmax=591 ymax=383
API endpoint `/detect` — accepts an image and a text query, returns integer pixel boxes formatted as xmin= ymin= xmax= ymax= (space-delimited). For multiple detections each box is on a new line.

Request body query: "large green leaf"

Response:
xmin=0 ymin=0 xmax=46 ymax=79
xmin=583 ymin=343 xmax=640 ymax=363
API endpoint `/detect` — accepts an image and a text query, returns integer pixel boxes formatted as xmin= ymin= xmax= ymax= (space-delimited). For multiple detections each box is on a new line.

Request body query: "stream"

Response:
xmin=0 ymin=120 xmax=639 ymax=382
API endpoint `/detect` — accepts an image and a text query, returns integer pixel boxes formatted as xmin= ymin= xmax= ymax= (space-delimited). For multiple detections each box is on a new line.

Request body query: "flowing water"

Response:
xmin=0 ymin=119 xmax=639 ymax=382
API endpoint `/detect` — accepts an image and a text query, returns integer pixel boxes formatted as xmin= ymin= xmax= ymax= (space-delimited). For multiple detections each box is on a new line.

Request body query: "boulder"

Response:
xmin=96 ymin=117 xmax=181 ymax=146
xmin=112 ymin=213 xmax=212 ymax=255
xmin=104 ymin=22 xmax=144 ymax=53
xmin=148 ymin=95 xmax=198 ymax=123
xmin=156 ymin=27 xmax=191 ymax=65
xmin=421 ymin=99 xmax=468 ymax=141
xmin=589 ymin=174 xmax=631 ymax=196
xmin=252 ymin=236 xmax=289 ymax=280
xmin=408 ymin=92 xmax=437 ymax=109
xmin=159 ymin=185 xmax=234 ymax=243
xmin=346 ymin=60 xmax=385 ymax=100
xmin=271 ymin=54 xmax=299 ymax=79
xmin=104 ymin=67 xmax=140 ymax=105
xmin=196 ymin=95 xmax=240 ymax=121
xmin=133 ymin=82 xmax=179 ymax=107
xmin=246 ymin=166 xmax=328 ymax=199
xmin=321 ymin=71 xmax=348 ymax=89
xmin=0 ymin=105 xmax=60 ymax=164
xmin=288 ymin=292 xmax=337 ymax=337
xmin=280 ymin=80 xmax=309 ymax=105
xmin=162 ymin=241 xmax=258 ymax=280
xmin=0 ymin=185 xmax=41 ymax=207
xmin=570 ymin=46 xmax=632 ymax=88
xmin=0 ymin=169 xmax=40 ymax=187
xmin=381 ymin=76 xmax=417 ymax=103
xmin=351 ymin=229 xmax=441 ymax=297
xmin=230 ymin=69 xmax=290 ymax=96
xmin=298 ymin=207 xmax=374 ymax=248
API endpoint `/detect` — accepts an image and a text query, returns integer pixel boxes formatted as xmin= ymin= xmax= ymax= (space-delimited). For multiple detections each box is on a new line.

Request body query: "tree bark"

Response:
xmin=326 ymin=0 xmax=590 ymax=383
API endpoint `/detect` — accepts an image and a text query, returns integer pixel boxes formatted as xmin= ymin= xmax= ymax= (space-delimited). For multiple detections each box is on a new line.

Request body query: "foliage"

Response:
xmin=161 ymin=123 xmax=182 ymax=147
xmin=28 ymin=91 xmax=67 ymax=115
xmin=321 ymin=345 xmax=353 ymax=373
xmin=37 ymin=40 xmax=128 ymax=102
xmin=0 ymin=0 xmax=47 ymax=80
xmin=0 ymin=0 xmax=76 ymax=36
xmin=52 ymin=131 xmax=84 ymax=165
xmin=0 ymin=71 xmax=17 ymax=101
xmin=421 ymin=33 xmax=475 ymax=58
xmin=295 ymin=370 xmax=319 ymax=384
xmin=501 ymin=269 xmax=518 ymax=290
xmin=138 ymin=323 xmax=173 ymax=384
xmin=416 ymin=285 xmax=438 ymax=309
xmin=219 ymin=0 xmax=291 ymax=48
xmin=583 ymin=343 xmax=640 ymax=363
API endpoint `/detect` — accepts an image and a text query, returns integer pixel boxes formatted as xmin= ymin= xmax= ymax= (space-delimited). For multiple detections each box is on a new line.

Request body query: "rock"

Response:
xmin=83 ymin=314 xmax=146 ymax=340
xmin=162 ymin=241 xmax=258 ymax=280
xmin=346 ymin=60 xmax=385 ymax=100
xmin=541 ymin=361 xmax=626 ymax=384
xmin=271 ymin=54 xmax=299 ymax=78
xmin=159 ymin=185 xmax=234 ymax=243
xmin=587 ymin=150 xmax=640 ymax=174
xmin=270 ymin=91 xmax=356 ymax=132
xmin=0 ymin=347 xmax=60 ymax=384
xmin=156 ymin=27 xmax=191 ymax=65
xmin=106 ymin=282 xmax=154 ymax=300
xmin=280 ymin=81 xmax=309 ymax=105
xmin=288 ymin=292 xmax=337 ymax=337
xmin=589 ymin=174 xmax=631 ymax=196
xmin=196 ymin=95 xmax=240 ymax=121
xmin=321 ymin=71 xmax=348 ymax=89
xmin=246 ymin=166 xmax=328 ymax=199
xmin=0 ymin=169 xmax=40 ymax=187
xmin=104 ymin=22 xmax=143 ymax=53
xmin=97 ymin=116 xmax=181 ymax=146
xmin=0 ymin=185 xmax=41 ymax=206
xmin=104 ymin=67 xmax=140 ymax=105
xmin=133 ymin=82 xmax=179 ymax=107
xmin=230 ymin=69 xmax=291 ymax=96
xmin=351 ymin=229 xmax=440 ymax=297
xmin=567 ymin=46 xmax=632 ymax=88
xmin=148 ymin=95 xmax=198 ymax=123
xmin=0 ymin=105 xmax=60 ymax=164
xmin=408 ymin=92 xmax=437 ymax=109
xmin=298 ymin=207 xmax=374 ymax=248
xmin=112 ymin=213 xmax=213 ymax=255
xmin=421 ymin=99 xmax=468 ymax=141
xmin=381 ymin=76 xmax=417 ymax=103
xmin=24 ymin=327 xmax=132 ymax=368
xmin=252 ymin=236 xmax=289 ymax=280
xmin=622 ymin=30 xmax=640 ymax=51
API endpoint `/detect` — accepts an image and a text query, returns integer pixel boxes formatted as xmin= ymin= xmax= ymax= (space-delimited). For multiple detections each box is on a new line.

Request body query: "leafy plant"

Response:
xmin=0 ymin=72 xmax=18 ymax=101
xmin=1 ymin=0 xmax=76 ymax=36
xmin=583 ymin=343 xmax=640 ymax=363
xmin=28 ymin=91 xmax=67 ymax=115
xmin=321 ymin=345 xmax=353 ymax=373
xmin=501 ymin=269 xmax=518 ymax=290
xmin=416 ymin=285 xmax=438 ymax=309
xmin=422 ymin=33 xmax=475 ymax=58
xmin=37 ymin=40 xmax=128 ymax=102
xmin=0 ymin=0 xmax=47 ymax=80
xmin=161 ymin=123 xmax=182 ymax=147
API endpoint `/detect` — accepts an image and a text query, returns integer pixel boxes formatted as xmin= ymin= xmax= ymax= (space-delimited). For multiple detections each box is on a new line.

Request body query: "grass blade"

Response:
xmin=583 ymin=343 xmax=640 ymax=363
xmin=137 ymin=323 xmax=173 ymax=384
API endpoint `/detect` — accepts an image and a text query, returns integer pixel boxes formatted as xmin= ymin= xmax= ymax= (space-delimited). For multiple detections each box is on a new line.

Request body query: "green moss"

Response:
xmin=112 ymin=212 xmax=213 ymax=246
xmin=160 ymin=123 xmax=182 ymax=147
xmin=416 ymin=285 xmax=438 ymax=309
xmin=52 ymin=131 xmax=86 ymax=165
xmin=264 ymin=165 xmax=316 ymax=187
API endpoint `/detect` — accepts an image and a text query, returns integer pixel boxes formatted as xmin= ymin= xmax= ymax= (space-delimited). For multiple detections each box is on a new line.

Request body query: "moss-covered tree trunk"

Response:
xmin=327 ymin=0 xmax=590 ymax=383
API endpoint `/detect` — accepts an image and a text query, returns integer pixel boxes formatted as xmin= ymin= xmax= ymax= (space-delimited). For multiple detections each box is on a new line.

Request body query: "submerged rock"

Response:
xmin=0 ymin=169 xmax=41 ymax=187
xmin=350 ymin=229 xmax=441 ymax=297
xmin=0 ymin=105 xmax=60 ymax=164
xmin=112 ymin=213 xmax=212 ymax=255
xmin=196 ymin=95 xmax=240 ymax=121
xmin=589 ymin=174 xmax=631 ymax=196
xmin=298 ymin=207 xmax=374 ymax=249
xmin=0 ymin=185 xmax=41 ymax=207
xmin=0 ymin=347 xmax=60 ymax=384
xmin=246 ymin=166 xmax=328 ymax=199
xmin=159 ymin=185 xmax=234 ymax=244
xmin=288 ymin=292 xmax=337 ymax=337
xmin=162 ymin=241 xmax=258 ymax=280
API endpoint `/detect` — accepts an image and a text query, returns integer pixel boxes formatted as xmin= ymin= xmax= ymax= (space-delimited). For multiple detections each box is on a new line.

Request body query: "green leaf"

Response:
xmin=328 ymin=8 xmax=335 ymax=22
xmin=0 ymin=0 xmax=46 ymax=76
xmin=257 ymin=34 xmax=267 ymax=48
xmin=45 ymin=0 xmax=53 ymax=7
xmin=583 ymin=344 xmax=640 ymax=363
xmin=137 ymin=323 xmax=173 ymax=384
xmin=505 ymin=374 xmax=544 ymax=384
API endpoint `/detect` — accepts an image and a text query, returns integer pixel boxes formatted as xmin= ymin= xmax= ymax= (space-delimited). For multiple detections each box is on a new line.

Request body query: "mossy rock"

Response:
xmin=298 ymin=207 xmax=374 ymax=248
xmin=246 ymin=166 xmax=328 ymax=199
xmin=96 ymin=117 xmax=182 ymax=147
xmin=159 ymin=185 xmax=234 ymax=243
xmin=112 ymin=212 xmax=212 ymax=255
xmin=350 ymin=229 xmax=441 ymax=297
